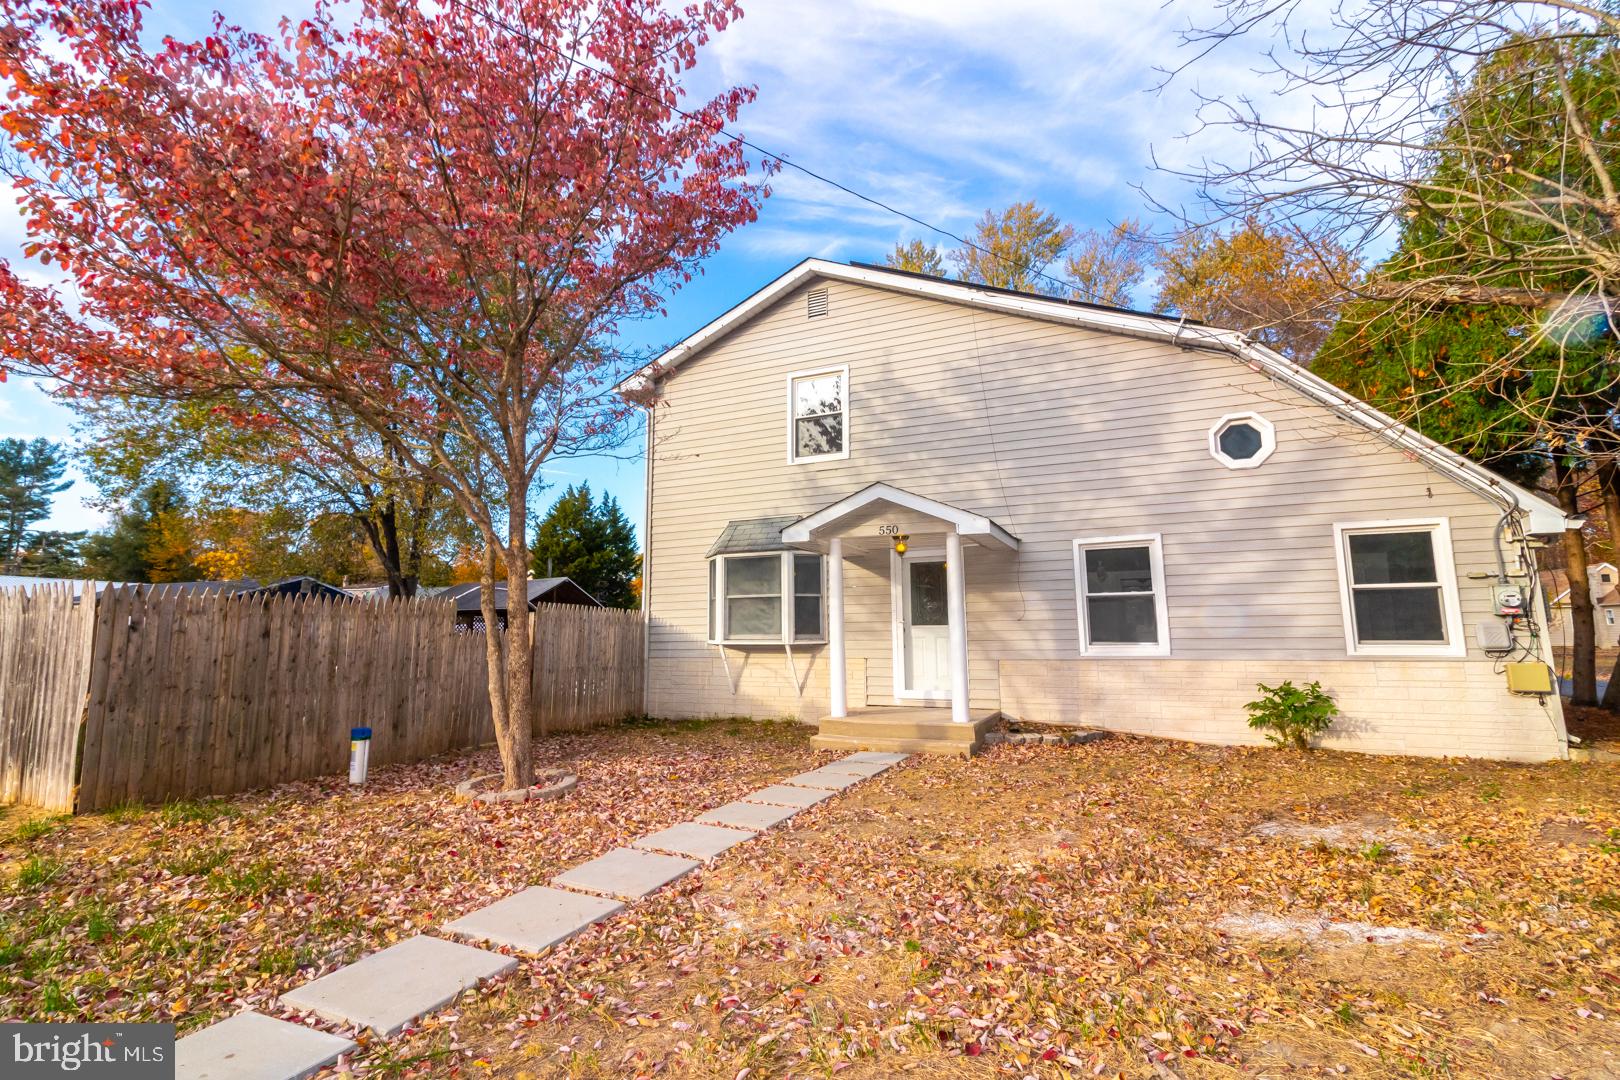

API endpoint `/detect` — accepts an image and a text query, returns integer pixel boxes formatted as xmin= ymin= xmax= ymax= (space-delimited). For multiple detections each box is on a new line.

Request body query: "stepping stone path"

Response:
xmin=781 ymin=767 xmax=867 ymax=790
xmin=444 ymin=886 xmax=623 ymax=953
xmin=633 ymin=821 xmax=757 ymax=860
xmin=176 ymin=752 xmax=908 ymax=1079
xmin=174 ymin=1012 xmax=355 ymax=1080
xmin=697 ymin=800 xmax=801 ymax=830
xmin=553 ymin=846 xmax=702 ymax=900
xmin=744 ymin=783 xmax=835 ymax=807
xmin=280 ymin=935 xmax=518 ymax=1036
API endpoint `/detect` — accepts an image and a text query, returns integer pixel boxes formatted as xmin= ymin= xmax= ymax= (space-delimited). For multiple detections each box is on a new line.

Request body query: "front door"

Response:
xmin=902 ymin=556 xmax=950 ymax=696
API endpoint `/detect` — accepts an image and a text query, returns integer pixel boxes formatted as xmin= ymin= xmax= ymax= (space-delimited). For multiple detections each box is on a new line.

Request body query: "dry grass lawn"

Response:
xmin=384 ymin=732 xmax=1620 ymax=1079
xmin=0 ymin=717 xmax=823 ymax=1033
xmin=3 ymin=719 xmax=1617 ymax=1079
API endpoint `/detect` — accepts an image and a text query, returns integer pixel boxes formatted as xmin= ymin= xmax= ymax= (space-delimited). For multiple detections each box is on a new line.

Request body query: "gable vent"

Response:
xmin=806 ymin=287 xmax=829 ymax=318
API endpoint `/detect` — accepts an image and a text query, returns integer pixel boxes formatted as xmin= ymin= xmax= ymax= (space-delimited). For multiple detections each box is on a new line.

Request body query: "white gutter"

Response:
xmin=1208 ymin=330 xmax=1569 ymax=534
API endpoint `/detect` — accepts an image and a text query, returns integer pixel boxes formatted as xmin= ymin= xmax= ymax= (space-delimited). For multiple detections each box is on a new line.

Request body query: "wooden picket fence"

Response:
xmin=0 ymin=584 xmax=644 ymax=812
xmin=0 ymin=585 xmax=97 ymax=811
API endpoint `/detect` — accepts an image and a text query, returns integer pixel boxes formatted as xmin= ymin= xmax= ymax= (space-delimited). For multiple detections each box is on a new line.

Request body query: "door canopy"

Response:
xmin=781 ymin=482 xmax=1020 ymax=553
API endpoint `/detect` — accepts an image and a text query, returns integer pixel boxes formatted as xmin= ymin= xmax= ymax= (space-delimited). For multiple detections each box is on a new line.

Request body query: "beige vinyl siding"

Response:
xmin=643 ymin=275 xmax=1563 ymax=757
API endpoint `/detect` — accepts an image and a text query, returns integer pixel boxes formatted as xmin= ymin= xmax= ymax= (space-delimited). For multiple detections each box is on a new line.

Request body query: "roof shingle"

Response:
xmin=706 ymin=516 xmax=799 ymax=558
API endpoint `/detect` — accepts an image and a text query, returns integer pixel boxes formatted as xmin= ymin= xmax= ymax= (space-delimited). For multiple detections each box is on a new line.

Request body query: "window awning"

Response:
xmin=706 ymin=516 xmax=802 ymax=558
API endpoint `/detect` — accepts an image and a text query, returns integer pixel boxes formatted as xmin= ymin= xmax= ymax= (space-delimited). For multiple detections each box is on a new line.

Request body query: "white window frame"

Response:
xmin=1607 ymin=609 xmax=1615 ymax=626
xmin=706 ymin=551 xmax=826 ymax=646
xmin=786 ymin=364 xmax=850 ymax=464
xmin=1072 ymin=534 xmax=1170 ymax=657
xmin=1332 ymin=518 xmax=1466 ymax=658
xmin=1208 ymin=411 xmax=1277 ymax=470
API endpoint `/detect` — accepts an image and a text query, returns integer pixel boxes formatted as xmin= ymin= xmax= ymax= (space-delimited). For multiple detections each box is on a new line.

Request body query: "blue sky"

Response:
xmin=0 ymin=0 xmax=1301 ymax=539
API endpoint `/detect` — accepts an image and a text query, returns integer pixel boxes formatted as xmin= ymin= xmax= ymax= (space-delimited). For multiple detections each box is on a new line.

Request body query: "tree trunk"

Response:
xmin=380 ymin=497 xmax=405 ymax=598
xmin=1556 ymin=460 xmax=1599 ymax=706
xmin=1598 ymin=460 xmax=1620 ymax=711
xmin=478 ymin=545 xmax=514 ymax=782
xmin=355 ymin=501 xmax=414 ymax=600
xmin=498 ymin=481 xmax=535 ymax=789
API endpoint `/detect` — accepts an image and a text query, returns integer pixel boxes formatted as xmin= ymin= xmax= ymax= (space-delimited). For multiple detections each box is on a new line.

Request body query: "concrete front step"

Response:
xmin=814 ymin=711 xmax=999 ymax=755
xmin=812 ymin=733 xmax=985 ymax=756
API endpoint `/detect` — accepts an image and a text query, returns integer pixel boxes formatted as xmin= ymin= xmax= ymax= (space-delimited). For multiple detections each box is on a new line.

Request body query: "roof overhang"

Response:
xmin=781 ymin=482 xmax=1020 ymax=551
xmin=622 ymin=259 xmax=1575 ymax=535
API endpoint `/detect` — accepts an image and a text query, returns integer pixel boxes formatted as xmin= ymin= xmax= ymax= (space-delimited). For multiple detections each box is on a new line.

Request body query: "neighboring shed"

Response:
xmin=243 ymin=576 xmax=353 ymax=601
xmin=442 ymin=576 xmax=603 ymax=630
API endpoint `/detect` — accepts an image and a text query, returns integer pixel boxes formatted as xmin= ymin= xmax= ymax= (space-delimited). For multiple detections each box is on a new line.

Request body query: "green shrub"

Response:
xmin=1244 ymin=680 xmax=1339 ymax=750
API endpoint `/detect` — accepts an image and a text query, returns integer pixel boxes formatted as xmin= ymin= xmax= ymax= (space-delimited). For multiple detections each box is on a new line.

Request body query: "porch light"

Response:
xmin=893 ymin=533 xmax=909 ymax=555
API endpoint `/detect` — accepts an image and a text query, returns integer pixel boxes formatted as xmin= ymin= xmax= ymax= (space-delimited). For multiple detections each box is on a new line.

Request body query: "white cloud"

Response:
xmin=685 ymin=0 xmax=1339 ymax=263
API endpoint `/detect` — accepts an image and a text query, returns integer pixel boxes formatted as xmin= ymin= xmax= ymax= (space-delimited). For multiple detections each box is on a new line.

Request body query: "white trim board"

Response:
xmin=619 ymin=259 xmax=1572 ymax=535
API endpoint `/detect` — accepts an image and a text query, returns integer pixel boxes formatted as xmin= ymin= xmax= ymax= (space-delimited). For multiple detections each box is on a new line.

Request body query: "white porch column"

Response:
xmin=827 ymin=537 xmax=847 ymax=718
xmin=945 ymin=530 xmax=970 ymax=724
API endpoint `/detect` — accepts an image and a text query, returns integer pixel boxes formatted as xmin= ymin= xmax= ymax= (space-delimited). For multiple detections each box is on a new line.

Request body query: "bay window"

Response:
xmin=708 ymin=551 xmax=825 ymax=644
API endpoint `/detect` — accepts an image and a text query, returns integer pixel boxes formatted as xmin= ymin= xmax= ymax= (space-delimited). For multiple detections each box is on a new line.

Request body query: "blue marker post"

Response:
xmin=349 ymin=727 xmax=371 ymax=785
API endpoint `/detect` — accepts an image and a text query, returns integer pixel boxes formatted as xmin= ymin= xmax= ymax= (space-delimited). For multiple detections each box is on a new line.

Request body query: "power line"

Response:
xmin=438 ymin=0 xmax=1115 ymax=307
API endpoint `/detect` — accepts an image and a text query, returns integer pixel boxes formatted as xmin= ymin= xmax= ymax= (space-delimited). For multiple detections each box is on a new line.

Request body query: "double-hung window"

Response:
xmin=1072 ymin=534 xmax=1170 ymax=656
xmin=788 ymin=366 xmax=848 ymax=463
xmin=1333 ymin=520 xmax=1464 ymax=656
xmin=708 ymin=552 xmax=825 ymax=644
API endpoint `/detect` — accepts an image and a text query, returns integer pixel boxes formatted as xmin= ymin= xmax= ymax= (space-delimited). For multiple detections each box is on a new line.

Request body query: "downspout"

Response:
xmin=641 ymin=404 xmax=654 ymax=713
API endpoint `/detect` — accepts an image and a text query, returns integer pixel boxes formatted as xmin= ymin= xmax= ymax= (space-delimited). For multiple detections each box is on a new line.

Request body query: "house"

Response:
xmin=440 ymin=577 xmax=602 ymax=630
xmin=1539 ymin=563 xmax=1620 ymax=648
xmin=626 ymin=259 xmax=1575 ymax=761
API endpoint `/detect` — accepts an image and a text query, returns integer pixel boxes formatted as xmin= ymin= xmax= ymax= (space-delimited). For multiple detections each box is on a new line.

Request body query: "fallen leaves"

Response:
xmin=0 ymin=718 xmax=826 ymax=1036
xmin=5 ymin=724 xmax=1619 ymax=1078
xmin=389 ymin=734 xmax=1620 ymax=1078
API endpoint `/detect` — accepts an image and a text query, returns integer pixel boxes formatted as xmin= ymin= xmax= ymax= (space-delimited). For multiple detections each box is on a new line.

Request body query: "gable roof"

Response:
xmin=622 ymin=258 xmax=1572 ymax=534
xmin=439 ymin=577 xmax=603 ymax=611
xmin=781 ymin=482 xmax=1019 ymax=550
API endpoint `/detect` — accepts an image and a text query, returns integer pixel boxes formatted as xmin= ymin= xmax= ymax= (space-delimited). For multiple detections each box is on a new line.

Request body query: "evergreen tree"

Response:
xmin=0 ymin=437 xmax=71 ymax=569
xmin=530 ymin=483 xmax=640 ymax=608
xmin=10 ymin=530 xmax=86 ymax=577
xmin=1314 ymin=33 xmax=1620 ymax=704
xmin=81 ymin=480 xmax=197 ymax=583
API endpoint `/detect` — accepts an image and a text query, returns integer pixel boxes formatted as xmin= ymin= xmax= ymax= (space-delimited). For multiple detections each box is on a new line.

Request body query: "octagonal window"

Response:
xmin=1208 ymin=412 xmax=1276 ymax=470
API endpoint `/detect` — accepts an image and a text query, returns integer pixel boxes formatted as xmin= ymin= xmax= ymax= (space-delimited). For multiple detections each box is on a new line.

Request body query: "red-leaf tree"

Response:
xmin=0 ymin=0 xmax=768 ymax=789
